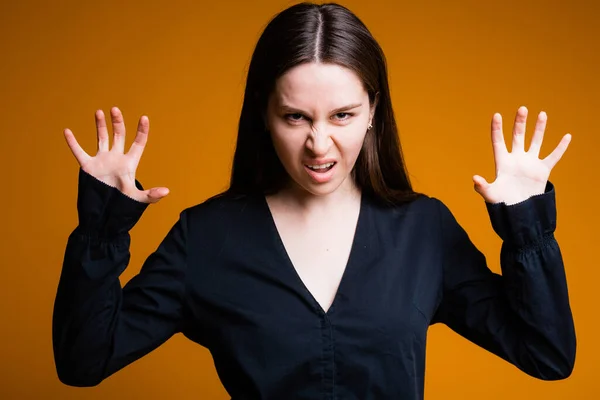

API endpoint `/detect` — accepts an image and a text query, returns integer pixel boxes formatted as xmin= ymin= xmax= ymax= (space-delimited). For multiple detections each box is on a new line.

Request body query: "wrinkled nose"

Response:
xmin=306 ymin=126 xmax=331 ymax=156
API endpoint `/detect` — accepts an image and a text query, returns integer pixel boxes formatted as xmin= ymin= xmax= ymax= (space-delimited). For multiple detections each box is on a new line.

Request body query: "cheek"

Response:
xmin=269 ymin=130 xmax=304 ymax=163
xmin=334 ymin=127 xmax=368 ymax=162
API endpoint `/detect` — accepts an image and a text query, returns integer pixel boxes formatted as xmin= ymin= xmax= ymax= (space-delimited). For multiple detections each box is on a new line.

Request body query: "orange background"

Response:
xmin=0 ymin=0 xmax=597 ymax=398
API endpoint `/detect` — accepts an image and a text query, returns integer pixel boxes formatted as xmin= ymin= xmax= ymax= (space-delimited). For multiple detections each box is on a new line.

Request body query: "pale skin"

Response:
xmin=63 ymin=108 xmax=169 ymax=203
xmin=264 ymin=63 xmax=372 ymax=312
xmin=63 ymin=64 xmax=572 ymax=313
xmin=474 ymin=107 xmax=572 ymax=206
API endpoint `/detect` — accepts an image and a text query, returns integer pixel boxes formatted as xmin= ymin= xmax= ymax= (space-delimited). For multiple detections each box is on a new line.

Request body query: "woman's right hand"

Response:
xmin=64 ymin=107 xmax=169 ymax=204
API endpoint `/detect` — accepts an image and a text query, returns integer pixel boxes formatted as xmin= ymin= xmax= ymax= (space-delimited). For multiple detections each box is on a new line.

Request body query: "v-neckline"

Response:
xmin=261 ymin=192 xmax=366 ymax=316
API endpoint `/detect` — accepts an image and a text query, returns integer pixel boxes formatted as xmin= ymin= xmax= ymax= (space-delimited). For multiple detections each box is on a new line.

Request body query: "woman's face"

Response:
xmin=266 ymin=62 xmax=375 ymax=197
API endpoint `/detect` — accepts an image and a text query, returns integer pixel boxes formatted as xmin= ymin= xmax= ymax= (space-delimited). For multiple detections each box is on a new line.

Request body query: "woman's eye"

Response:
xmin=285 ymin=113 xmax=304 ymax=121
xmin=334 ymin=112 xmax=352 ymax=120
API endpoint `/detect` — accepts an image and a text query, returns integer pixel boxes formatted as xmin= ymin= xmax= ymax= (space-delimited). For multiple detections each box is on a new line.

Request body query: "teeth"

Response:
xmin=307 ymin=162 xmax=335 ymax=170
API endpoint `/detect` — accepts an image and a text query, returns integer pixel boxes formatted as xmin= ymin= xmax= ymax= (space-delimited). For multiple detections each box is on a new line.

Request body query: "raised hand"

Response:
xmin=64 ymin=107 xmax=169 ymax=204
xmin=473 ymin=106 xmax=572 ymax=206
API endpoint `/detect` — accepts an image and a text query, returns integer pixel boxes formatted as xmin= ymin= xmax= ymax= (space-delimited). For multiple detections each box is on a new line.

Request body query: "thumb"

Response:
xmin=145 ymin=187 xmax=170 ymax=204
xmin=472 ymin=175 xmax=490 ymax=194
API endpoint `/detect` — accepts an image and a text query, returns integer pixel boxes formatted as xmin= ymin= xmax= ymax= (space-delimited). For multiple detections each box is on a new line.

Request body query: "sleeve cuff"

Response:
xmin=485 ymin=181 xmax=557 ymax=248
xmin=76 ymin=168 xmax=149 ymax=238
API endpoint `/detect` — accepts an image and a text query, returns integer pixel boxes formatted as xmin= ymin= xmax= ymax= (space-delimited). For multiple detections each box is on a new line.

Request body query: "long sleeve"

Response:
xmin=52 ymin=168 xmax=189 ymax=387
xmin=431 ymin=181 xmax=576 ymax=380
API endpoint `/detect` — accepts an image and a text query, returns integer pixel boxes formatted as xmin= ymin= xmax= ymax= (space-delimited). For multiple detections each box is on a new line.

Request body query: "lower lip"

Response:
xmin=304 ymin=163 xmax=336 ymax=183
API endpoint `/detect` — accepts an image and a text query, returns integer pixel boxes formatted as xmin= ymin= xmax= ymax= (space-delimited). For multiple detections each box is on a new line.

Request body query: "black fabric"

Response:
xmin=53 ymin=168 xmax=576 ymax=399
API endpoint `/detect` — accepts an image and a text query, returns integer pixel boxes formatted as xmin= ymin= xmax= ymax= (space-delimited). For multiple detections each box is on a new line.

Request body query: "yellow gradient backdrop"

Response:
xmin=0 ymin=0 xmax=597 ymax=398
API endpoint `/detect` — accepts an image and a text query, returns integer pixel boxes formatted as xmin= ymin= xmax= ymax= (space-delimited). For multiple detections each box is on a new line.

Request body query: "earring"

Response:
xmin=368 ymin=122 xmax=373 ymax=130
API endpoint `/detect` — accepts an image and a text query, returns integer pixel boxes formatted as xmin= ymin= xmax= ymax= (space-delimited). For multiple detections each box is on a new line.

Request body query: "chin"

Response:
xmin=302 ymin=185 xmax=340 ymax=197
xmin=296 ymin=175 xmax=354 ymax=197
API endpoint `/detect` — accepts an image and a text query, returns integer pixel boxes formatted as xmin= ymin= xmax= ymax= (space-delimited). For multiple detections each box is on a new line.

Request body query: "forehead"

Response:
xmin=272 ymin=62 xmax=367 ymax=108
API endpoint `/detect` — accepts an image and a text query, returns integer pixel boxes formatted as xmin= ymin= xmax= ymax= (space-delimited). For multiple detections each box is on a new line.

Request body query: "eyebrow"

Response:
xmin=279 ymin=103 xmax=363 ymax=114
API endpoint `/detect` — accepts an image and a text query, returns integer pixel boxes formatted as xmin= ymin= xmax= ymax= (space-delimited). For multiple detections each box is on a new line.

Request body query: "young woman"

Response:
xmin=53 ymin=2 xmax=576 ymax=399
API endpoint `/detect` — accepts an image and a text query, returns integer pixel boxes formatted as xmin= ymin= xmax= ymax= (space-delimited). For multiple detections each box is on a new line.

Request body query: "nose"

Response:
xmin=306 ymin=125 xmax=331 ymax=156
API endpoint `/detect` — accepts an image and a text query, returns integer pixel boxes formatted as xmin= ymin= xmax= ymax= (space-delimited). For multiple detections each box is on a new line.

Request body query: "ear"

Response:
xmin=369 ymin=92 xmax=380 ymax=122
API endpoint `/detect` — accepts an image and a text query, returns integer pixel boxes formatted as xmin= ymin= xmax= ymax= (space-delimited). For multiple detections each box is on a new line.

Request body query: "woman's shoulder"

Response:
xmin=183 ymin=191 xmax=260 ymax=216
xmin=364 ymin=190 xmax=456 ymax=235
xmin=178 ymin=191 xmax=267 ymax=235
xmin=367 ymin=190 xmax=445 ymax=216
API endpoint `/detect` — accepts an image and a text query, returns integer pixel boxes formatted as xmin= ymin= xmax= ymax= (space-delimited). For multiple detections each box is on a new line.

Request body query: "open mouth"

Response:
xmin=305 ymin=162 xmax=336 ymax=172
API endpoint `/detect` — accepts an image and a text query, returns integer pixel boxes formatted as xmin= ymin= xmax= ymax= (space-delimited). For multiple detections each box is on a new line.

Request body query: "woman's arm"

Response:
xmin=431 ymin=182 xmax=576 ymax=380
xmin=52 ymin=168 xmax=188 ymax=386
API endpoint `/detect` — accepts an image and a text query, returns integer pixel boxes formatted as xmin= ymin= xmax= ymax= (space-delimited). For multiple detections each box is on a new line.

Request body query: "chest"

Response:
xmin=275 ymin=215 xmax=358 ymax=313
xmin=183 ymin=194 xmax=444 ymax=350
xmin=182 ymin=196 xmax=444 ymax=398
xmin=187 ymin=230 xmax=437 ymax=371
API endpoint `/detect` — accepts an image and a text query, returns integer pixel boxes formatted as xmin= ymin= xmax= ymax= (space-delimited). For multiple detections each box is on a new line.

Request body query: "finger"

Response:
xmin=528 ymin=111 xmax=547 ymax=157
xmin=110 ymin=106 xmax=126 ymax=153
xmin=144 ymin=186 xmax=170 ymax=204
xmin=491 ymin=112 xmax=507 ymax=170
xmin=96 ymin=109 xmax=109 ymax=153
xmin=63 ymin=128 xmax=91 ymax=167
xmin=127 ymin=115 xmax=149 ymax=161
xmin=543 ymin=133 xmax=572 ymax=170
xmin=473 ymin=174 xmax=491 ymax=193
xmin=511 ymin=105 xmax=528 ymax=153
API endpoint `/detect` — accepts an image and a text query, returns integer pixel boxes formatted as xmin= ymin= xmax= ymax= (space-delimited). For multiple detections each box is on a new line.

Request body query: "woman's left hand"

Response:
xmin=473 ymin=106 xmax=572 ymax=205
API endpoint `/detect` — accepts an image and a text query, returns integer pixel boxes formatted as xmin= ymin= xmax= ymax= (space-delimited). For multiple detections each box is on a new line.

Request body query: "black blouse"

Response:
xmin=53 ymin=168 xmax=576 ymax=399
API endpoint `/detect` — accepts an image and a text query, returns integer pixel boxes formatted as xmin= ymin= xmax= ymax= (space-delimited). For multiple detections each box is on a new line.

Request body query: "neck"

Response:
xmin=270 ymin=177 xmax=362 ymax=218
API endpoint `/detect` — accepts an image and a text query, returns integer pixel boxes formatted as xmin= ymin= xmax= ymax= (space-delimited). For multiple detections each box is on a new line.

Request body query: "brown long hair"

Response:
xmin=225 ymin=2 xmax=423 ymax=206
